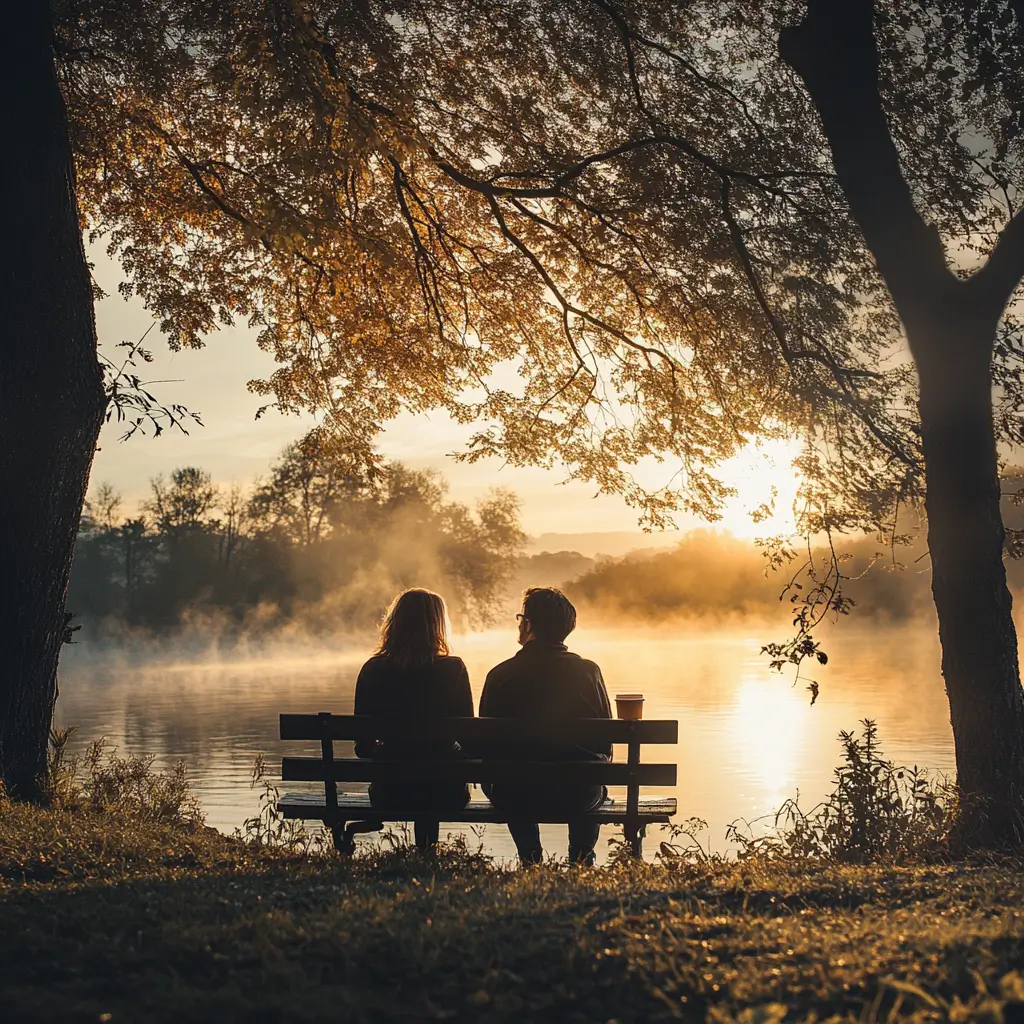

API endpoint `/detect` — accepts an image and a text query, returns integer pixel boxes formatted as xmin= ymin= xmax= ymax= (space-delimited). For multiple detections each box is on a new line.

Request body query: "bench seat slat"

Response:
xmin=278 ymin=791 xmax=677 ymax=825
xmin=280 ymin=714 xmax=677 ymax=745
xmin=281 ymin=756 xmax=676 ymax=787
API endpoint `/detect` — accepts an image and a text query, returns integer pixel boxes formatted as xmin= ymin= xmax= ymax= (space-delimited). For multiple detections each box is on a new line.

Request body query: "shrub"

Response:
xmin=728 ymin=719 xmax=956 ymax=863
xmin=44 ymin=729 xmax=204 ymax=832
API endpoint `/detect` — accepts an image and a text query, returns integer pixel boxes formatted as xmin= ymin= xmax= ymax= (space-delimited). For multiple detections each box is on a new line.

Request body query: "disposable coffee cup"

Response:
xmin=615 ymin=693 xmax=644 ymax=720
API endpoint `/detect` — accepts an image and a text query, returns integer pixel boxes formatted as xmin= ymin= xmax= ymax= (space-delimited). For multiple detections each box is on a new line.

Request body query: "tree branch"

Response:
xmin=779 ymin=0 xmax=952 ymax=318
xmin=721 ymin=180 xmax=919 ymax=470
xmin=587 ymin=0 xmax=767 ymax=141
xmin=971 ymin=208 xmax=1024 ymax=313
xmin=438 ymin=135 xmax=822 ymax=207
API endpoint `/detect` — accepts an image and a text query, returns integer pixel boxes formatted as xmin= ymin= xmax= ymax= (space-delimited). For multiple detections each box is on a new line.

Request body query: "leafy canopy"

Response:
xmin=56 ymin=1 xmax=1024 ymax=539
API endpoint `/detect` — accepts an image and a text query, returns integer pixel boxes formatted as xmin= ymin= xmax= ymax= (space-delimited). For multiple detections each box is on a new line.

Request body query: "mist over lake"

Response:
xmin=55 ymin=623 xmax=954 ymax=863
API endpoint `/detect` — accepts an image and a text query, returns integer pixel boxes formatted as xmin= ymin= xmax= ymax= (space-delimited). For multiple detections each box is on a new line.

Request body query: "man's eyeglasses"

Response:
xmin=516 ymin=613 xmax=526 ymax=622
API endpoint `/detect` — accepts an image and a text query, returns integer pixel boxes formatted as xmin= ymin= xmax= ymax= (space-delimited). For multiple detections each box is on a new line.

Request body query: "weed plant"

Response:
xmin=235 ymin=753 xmax=332 ymax=854
xmin=724 ymin=720 xmax=955 ymax=863
xmin=43 ymin=726 xmax=203 ymax=830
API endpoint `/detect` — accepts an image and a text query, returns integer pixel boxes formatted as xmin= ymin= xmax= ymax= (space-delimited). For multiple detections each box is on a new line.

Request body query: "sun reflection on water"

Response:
xmin=727 ymin=675 xmax=808 ymax=811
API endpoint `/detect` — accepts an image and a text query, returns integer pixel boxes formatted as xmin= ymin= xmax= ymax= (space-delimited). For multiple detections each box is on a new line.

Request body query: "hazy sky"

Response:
xmin=88 ymin=247 xmax=797 ymax=540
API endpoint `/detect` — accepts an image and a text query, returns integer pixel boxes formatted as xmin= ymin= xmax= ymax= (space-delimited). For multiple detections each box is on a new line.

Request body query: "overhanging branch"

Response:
xmin=779 ymin=0 xmax=951 ymax=314
xmin=971 ymin=208 xmax=1024 ymax=314
xmin=721 ymin=181 xmax=919 ymax=470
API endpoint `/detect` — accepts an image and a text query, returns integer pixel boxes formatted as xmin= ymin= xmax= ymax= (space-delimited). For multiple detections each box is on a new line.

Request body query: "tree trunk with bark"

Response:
xmin=0 ymin=2 xmax=107 ymax=800
xmin=913 ymin=296 xmax=1024 ymax=842
xmin=782 ymin=0 xmax=1024 ymax=843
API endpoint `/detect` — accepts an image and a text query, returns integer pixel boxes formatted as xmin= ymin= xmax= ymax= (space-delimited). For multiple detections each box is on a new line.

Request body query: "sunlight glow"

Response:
xmin=714 ymin=437 xmax=803 ymax=539
xmin=727 ymin=675 xmax=807 ymax=805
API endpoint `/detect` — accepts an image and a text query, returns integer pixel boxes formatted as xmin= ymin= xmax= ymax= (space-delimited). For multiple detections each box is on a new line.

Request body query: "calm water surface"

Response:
xmin=55 ymin=625 xmax=954 ymax=863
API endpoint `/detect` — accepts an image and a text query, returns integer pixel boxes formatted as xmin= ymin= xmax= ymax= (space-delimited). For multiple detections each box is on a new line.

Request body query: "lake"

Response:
xmin=55 ymin=624 xmax=955 ymax=863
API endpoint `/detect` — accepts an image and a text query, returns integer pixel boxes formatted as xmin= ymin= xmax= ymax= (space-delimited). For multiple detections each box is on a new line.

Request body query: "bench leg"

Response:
xmin=624 ymin=823 xmax=646 ymax=859
xmin=331 ymin=819 xmax=383 ymax=855
xmin=330 ymin=821 xmax=353 ymax=855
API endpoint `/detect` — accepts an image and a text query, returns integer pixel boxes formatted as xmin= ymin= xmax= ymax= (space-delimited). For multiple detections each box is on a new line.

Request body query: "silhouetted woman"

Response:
xmin=354 ymin=588 xmax=473 ymax=850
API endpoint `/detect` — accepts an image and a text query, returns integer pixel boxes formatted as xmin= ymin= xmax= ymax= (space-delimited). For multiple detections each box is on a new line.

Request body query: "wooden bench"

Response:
xmin=278 ymin=714 xmax=678 ymax=858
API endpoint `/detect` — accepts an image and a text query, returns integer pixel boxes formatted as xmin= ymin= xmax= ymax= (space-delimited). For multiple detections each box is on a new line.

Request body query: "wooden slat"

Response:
xmin=280 ymin=714 xmax=677 ymax=745
xmin=281 ymin=756 xmax=676 ymax=787
xmin=278 ymin=791 xmax=677 ymax=824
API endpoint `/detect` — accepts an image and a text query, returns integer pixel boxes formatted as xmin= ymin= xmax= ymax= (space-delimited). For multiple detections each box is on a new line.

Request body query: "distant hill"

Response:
xmin=526 ymin=531 xmax=677 ymax=559
xmin=560 ymin=529 xmax=942 ymax=626
xmin=514 ymin=550 xmax=596 ymax=592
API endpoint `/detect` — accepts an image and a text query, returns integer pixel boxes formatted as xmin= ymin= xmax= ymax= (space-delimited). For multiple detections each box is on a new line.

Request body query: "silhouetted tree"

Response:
xmin=119 ymin=518 xmax=154 ymax=609
xmin=0 ymin=2 xmax=106 ymax=800
xmin=86 ymin=482 xmax=122 ymax=531
xmin=218 ymin=485 xmax=250 ymax=570
xmin=248 ymin=429 xmax=371 ymax=547
xmin=144 ymin=468 xmax=219 ymax=536
xmin=439 ymin=488 xmax=527 ymax=623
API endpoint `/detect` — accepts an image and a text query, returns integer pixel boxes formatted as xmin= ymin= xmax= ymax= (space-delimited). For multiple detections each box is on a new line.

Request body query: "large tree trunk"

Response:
xmin=912 ymin=298 xmax=1024 ymax=844
xmin=0 ymin=2 xmax=107 ymax=799
xmin=781 ymin=0 xmax=1024 ymax=844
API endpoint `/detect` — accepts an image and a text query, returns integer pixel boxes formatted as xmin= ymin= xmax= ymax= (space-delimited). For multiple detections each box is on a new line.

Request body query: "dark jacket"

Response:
xmin=353 ymin=654 xmax=473 ymax=760
xmin=478 ymin=640 xmax=613 ymax=760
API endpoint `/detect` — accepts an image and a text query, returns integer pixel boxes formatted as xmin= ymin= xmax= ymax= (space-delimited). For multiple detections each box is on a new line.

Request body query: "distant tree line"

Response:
xmin=70 ymin=431 xmax=525 ymax=639
xmin=565 ymin=484 xmax=1024 ymax=628
xmin=564 ymin=531 xmax=936 ymax=626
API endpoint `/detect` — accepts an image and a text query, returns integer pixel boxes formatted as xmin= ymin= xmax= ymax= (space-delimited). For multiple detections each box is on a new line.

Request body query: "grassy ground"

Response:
xmin=2 ymin=802 xmax=1024 ymax=1023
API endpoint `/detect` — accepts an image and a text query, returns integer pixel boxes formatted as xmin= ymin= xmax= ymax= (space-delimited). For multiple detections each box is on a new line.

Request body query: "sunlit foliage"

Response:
xmin=57 ymin=0 xmax=966 ymax=527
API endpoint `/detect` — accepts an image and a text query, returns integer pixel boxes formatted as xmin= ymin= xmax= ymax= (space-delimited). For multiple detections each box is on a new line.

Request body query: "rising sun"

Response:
xmin=714 ymin=437 xmax=804 ymax=540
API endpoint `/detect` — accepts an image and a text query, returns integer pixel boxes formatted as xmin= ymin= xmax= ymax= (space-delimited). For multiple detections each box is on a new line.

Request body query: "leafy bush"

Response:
xmin=44 ymin=728 xmax=204 ymax=831
xmin=728 ymin=720 xmax=956 ymax=863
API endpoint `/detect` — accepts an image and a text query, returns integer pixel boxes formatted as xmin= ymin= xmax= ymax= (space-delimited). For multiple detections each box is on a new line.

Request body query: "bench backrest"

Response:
xmin=279 ymin=714 xmax=678 ymax=825
xmin=280 ymin=714 xmax=676 ymax=745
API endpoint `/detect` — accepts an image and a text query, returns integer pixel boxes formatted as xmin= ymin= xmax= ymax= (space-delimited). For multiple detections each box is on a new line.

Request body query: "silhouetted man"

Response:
xmin=479 ymin=587 xmax=612 ymax=865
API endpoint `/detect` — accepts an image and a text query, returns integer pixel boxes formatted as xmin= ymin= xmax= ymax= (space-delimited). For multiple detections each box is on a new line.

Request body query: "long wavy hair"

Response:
xmin=375 ymin=588 xmax=451 ymax=670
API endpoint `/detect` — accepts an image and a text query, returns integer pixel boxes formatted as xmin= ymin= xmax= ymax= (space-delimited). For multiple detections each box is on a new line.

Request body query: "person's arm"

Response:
xmin=353 ymin=662 xmax=379 ymax=758
xmin=478 ymin=669 xmax=498 ymax=718
xmin=450 ymin=659 xmax=476 ymax=758
xmin=590 ymin=664 xmax=613 ymax=758
xmin=475 ymin=669 xmax=504 ymax=759
xmin=592 ymin=666 xmax=613 ymax=719
xmin=453 ymin=659 xmax=475 ymax=718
